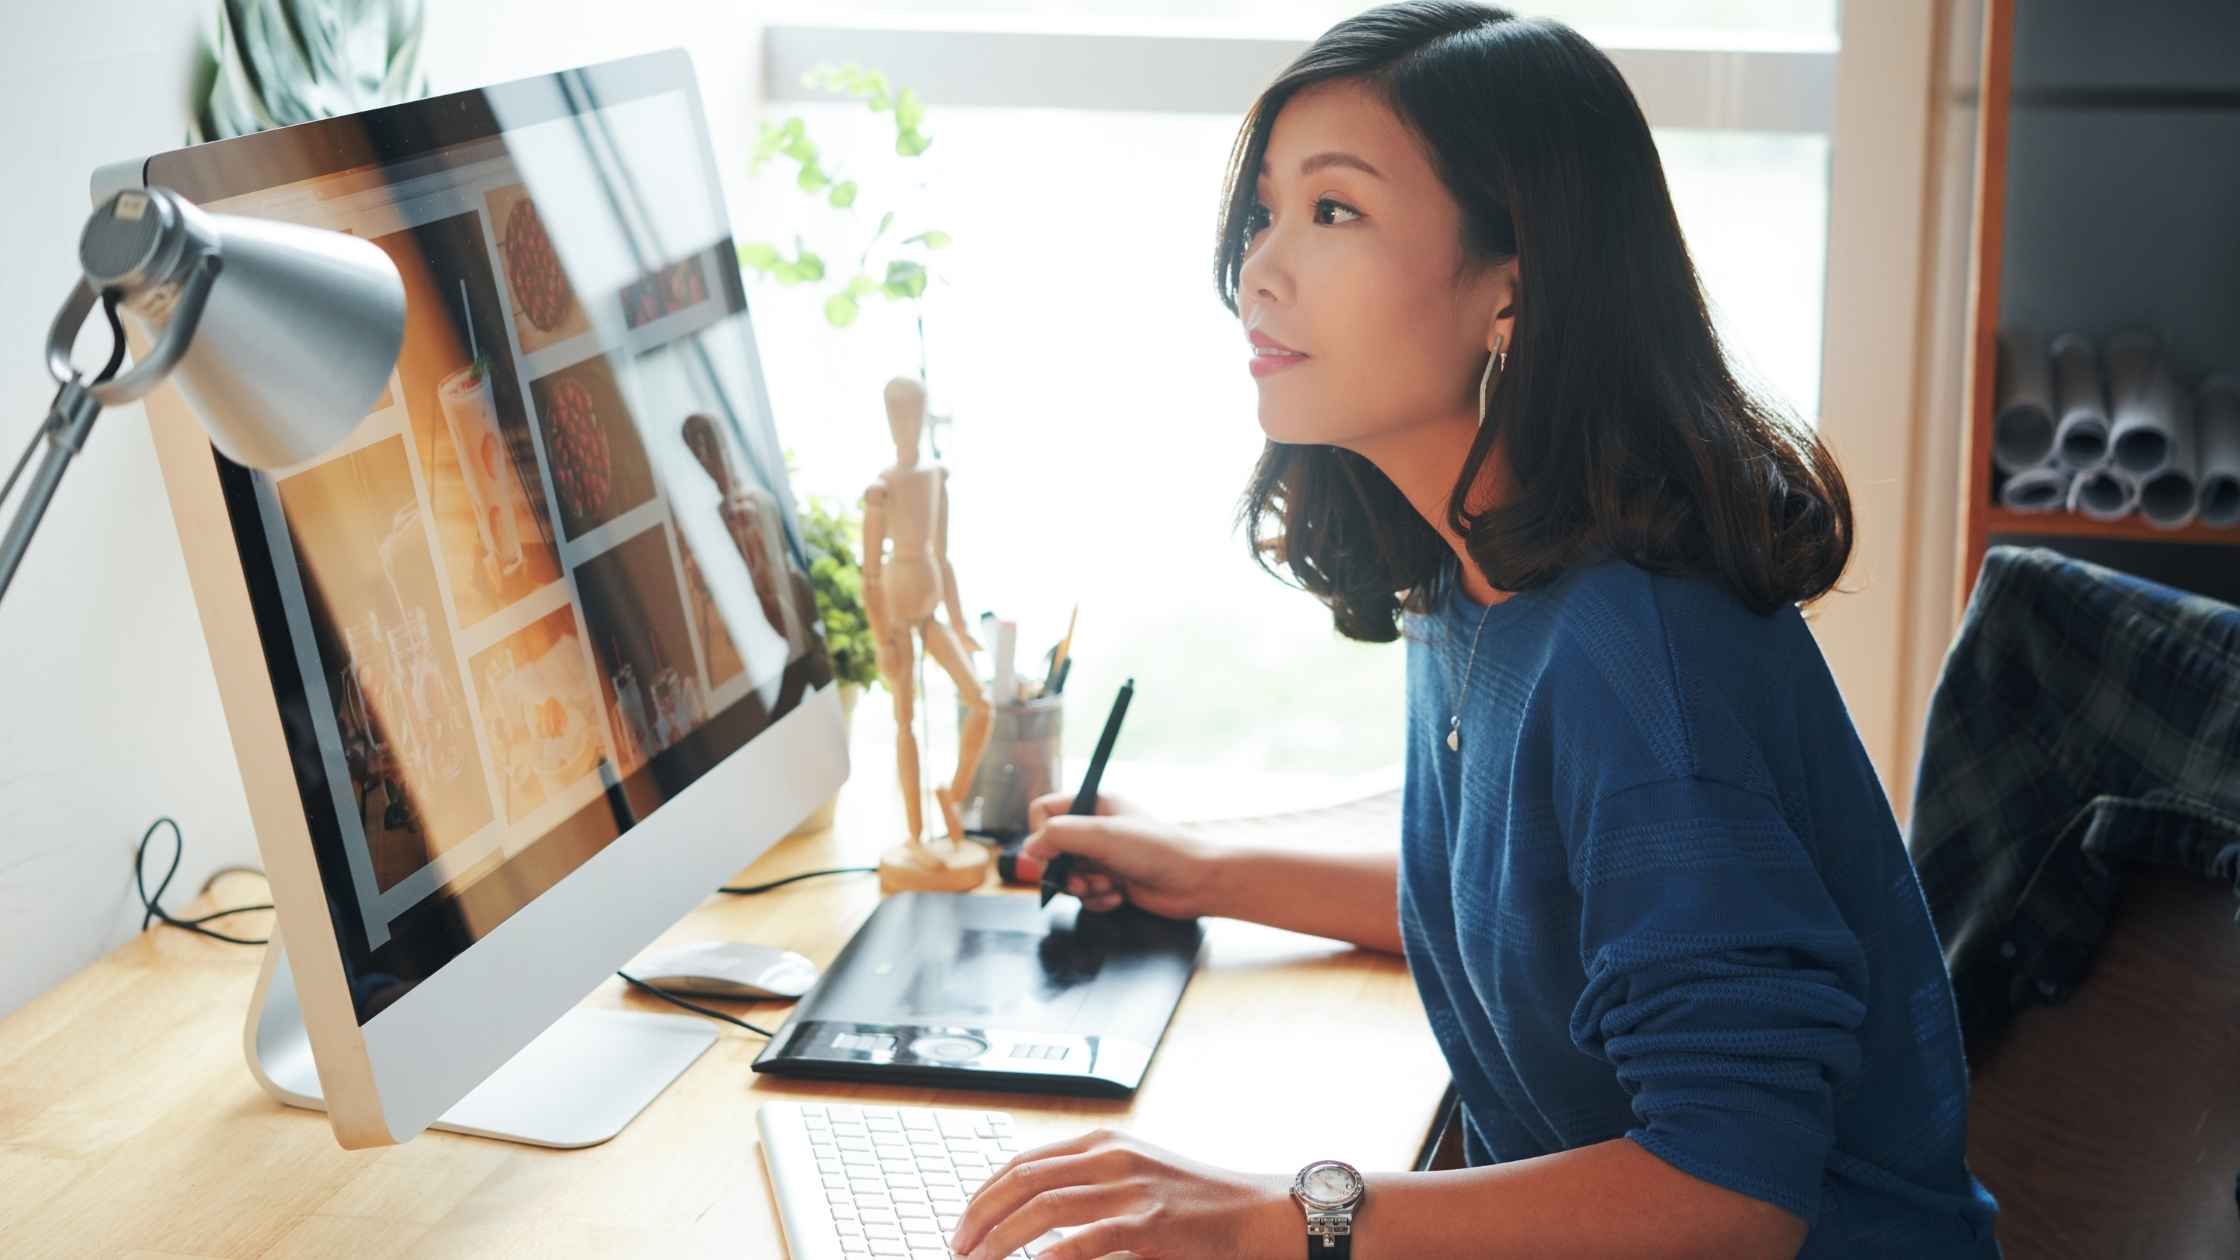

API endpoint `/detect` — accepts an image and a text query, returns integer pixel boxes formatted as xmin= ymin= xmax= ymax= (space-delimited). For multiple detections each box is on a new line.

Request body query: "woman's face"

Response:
xmin=1238 ymin=79 xmax=1514 ymax=451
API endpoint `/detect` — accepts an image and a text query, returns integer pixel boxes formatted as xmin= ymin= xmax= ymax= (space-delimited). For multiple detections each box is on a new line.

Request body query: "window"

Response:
xmin=747 ymin=4 xmax=1837 ymax=777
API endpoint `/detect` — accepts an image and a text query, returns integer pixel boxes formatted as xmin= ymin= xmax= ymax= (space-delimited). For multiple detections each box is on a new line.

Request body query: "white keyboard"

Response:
xmin=757 ymin=1101 xmax=1077 ymax=1259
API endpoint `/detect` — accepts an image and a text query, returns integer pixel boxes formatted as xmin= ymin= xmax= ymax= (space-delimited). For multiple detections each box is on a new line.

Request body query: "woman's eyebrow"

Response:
xmin=1258 ymin=152 xmax=1384 ymax=181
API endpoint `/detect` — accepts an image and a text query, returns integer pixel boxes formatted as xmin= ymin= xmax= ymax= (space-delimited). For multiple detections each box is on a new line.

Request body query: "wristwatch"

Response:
xmin=1290 ymin=1158 xmax=1365 ymax=1257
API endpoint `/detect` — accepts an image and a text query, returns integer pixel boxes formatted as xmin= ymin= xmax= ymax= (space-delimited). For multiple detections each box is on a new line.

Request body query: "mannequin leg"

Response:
xmin=921 ymin=614 xmax=992 ymax=835
xmin=873 ymin=616 xmax=990 ymax=893
xmin=880 ymin=619 xmax=923 ymax=845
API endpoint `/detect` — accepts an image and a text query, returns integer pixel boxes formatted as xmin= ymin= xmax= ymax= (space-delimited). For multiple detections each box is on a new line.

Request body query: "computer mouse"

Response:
xmin=625 ymin=939 xmax=820 ymax=999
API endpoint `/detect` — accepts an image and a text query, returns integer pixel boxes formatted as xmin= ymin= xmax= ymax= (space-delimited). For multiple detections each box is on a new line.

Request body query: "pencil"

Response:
xmin=1040 ymin=676 xmax=1133 ymax=907
xmin=1043 ymin=603 xmax=1080 ymax=694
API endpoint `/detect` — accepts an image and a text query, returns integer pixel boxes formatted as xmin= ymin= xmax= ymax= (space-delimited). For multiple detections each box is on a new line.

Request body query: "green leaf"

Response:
xmin=881 ymin=259 xmax=927 ymax=300
xmin=895 ymin=128 xmax=931 ymax=158
xmin=736 ymin=241 xmax=781 ymax=271
xmin=824 ymin=292 xmax=860 ymax=326
xmin=827 ymin=179 xmax=858 ymax=208
xmin=873 ymin=210 xmax=896 ymax=242
xmin=796 ymin=251 xmax=826 ymax=282
xmin=797 ymin=162 xmax=830 ymax=192
xmin=846 ymin=274 xmax=878 ymax=298
xmin=750 ymin=120 xmax=786 ymax=172
xmin=772 ymin=261 xmax=804 ymax=286
xmin=901 ymin=230 xmax=951 ymax=250
xmin=895 ymin=87 xmax=924 ymax=131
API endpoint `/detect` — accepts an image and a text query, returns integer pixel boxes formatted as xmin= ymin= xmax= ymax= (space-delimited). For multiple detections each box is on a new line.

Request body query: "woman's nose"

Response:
xmin=1239 ymin=238 xmax=1287 ymax=307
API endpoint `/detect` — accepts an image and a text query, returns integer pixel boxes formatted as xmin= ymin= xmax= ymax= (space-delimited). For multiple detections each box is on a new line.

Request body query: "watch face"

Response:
xmin=1299 ymin=1161 xmax=1362 ymax=1206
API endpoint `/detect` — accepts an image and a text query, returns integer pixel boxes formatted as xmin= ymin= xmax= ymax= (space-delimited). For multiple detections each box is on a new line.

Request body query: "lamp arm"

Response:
xmin=2 ymin=272 xmax=154 ymax=613
xmin=0 ymin=377 xmax=102 ymax=611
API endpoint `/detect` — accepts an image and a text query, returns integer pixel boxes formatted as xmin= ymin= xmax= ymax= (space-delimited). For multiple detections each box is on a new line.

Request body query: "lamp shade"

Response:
xmin=77 ymin=188 xmax=405 ymax=470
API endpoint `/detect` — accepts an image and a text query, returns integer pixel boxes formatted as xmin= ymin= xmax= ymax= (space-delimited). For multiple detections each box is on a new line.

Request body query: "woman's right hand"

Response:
xmin=1013 ymin=790 xmax=1221 ymax=921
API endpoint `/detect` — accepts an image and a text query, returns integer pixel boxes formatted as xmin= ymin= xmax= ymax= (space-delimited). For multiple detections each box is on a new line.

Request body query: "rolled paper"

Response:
xmin=2196 ymin=374 xmax=2240 ymax=529
xmin=1992 ymin=329 xmax=2056 ymax=474
xmin=1997 ymin=455 xmax=2073 ymax=513
xmin=2068 ymin=464 xmax=2139 ymax=522
xmin=2137 ymin=388 xmax=2199 ymax=529
xmin=2106 ymin=328 xmax=2182 ymax=477
xmin=2049 ymin=333 xmax=2110 ymax=470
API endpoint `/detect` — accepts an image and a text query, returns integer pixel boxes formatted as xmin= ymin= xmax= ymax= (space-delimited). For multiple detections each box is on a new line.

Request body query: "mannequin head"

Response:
xmin=680 ymin=412 xmax=732 ymax=493
xmin=883 ymin=376 xmax=926 ymax=467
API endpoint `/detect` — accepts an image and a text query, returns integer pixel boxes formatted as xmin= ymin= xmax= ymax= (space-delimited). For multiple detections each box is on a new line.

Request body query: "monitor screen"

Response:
xmin=148 ymin=53 xmax=835 ymax=1025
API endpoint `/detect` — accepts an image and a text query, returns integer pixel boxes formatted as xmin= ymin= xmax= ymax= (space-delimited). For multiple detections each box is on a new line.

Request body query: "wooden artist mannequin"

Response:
xmin=862 ymin=376 xmax=993 ymax=892
xmin=681 ymin=412 xmax=809 ymax=660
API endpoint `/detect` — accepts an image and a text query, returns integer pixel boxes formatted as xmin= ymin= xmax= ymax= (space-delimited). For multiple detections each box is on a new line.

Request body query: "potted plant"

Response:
xmin=738 ymin=61 xmax=958 ymax=456
xmin=785 ymin=483 xmax=882 ymax=836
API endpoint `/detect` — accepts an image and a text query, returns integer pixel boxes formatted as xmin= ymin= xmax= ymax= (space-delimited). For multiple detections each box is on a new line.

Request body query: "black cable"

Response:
xmin=134 ymin=816 xmax=272 ymax=946
xmin=133 ymin=813 xmax=873 ymax=1040
xmin=94 ymin=290 xmax=127 ymax=384
xmin=613 ymin=970 xmax=779 ymax=1038
xmin=718 ymin=865 xmax=878 ymax=895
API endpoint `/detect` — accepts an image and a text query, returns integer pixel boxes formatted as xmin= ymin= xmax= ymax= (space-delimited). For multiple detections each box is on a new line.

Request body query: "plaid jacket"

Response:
xmin=1907 ymin=545 xmax=2240 ymax=1068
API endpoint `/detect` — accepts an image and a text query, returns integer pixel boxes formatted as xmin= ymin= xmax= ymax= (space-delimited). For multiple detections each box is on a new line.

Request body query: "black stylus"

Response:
xmin=1041 ymin=677 xmax=1134 ymax=907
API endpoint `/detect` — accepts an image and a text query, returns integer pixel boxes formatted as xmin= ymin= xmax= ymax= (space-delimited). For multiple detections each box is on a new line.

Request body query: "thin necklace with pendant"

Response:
xmin=1448 ymin=581 xmax=1500 ymax=752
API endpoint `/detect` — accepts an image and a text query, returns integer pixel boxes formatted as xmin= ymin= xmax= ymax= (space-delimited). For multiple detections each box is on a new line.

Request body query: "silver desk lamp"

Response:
xmin=0 ymin=186 xmax=406 ymax=606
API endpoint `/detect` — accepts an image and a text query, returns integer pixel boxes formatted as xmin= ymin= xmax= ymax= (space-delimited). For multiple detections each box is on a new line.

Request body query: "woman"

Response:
xmin=949 ymin=4 xmax=2001 ymax=1257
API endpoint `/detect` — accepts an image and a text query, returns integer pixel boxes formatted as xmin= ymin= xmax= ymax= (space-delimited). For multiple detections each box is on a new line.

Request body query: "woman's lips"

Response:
xmin=1249 ymin=348 xmax=1309 ymax=377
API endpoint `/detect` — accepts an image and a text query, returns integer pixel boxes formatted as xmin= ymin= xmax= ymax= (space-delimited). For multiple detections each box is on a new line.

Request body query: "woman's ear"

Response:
xmin=1486 ymin=257 xmax=1520 ymax=354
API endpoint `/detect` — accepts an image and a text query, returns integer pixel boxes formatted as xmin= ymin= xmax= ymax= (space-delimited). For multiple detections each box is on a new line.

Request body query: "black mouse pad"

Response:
xmin=750 ymin=892 xmax=1205 ymax=1097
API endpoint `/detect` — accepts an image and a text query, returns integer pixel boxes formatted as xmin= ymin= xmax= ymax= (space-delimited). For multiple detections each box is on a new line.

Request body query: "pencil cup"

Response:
xmin=955 ymin=691 xmax=1063 ymax=840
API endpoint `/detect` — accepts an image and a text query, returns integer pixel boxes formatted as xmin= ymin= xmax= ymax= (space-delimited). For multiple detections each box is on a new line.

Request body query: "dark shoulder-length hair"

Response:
xmin=1216 ymin=1 xmax=1852 ymax=641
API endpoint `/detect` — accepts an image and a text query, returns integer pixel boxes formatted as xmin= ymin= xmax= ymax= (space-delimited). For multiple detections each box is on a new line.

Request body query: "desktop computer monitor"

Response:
xmin=104 ymin=49 xmax=846 ymax=1148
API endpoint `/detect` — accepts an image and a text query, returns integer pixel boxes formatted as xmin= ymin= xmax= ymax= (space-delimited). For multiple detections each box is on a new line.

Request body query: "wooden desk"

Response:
xmin=0 ymin=750 xmax=1446 ymax=1258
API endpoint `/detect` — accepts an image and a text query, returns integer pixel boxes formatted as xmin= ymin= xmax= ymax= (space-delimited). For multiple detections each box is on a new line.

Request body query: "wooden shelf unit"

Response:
xmin=1953 ymin=0 xmax=2240 ymax=611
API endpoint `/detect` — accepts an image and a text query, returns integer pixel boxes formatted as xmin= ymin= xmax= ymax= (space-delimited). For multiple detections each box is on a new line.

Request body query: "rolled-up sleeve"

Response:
xmin=1565 ymin=775 xmax=1869 ymax=1225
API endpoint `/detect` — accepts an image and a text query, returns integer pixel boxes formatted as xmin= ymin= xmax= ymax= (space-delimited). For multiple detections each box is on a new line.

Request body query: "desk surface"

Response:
xmin=0 ymin=729 xmax=1446 ymax=1259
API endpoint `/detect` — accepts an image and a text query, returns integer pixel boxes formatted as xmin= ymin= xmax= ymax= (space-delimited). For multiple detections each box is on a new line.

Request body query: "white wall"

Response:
xmin=0 ymin=0 xmax=768 ymax=1020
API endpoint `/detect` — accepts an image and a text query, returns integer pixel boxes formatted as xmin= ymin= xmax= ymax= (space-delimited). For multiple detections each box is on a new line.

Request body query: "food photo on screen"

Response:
xmin=274 ymin=435 xmax=496 ymax=892
xmin=371 ymin=212 xmax=562 ymax=627
xmin=571 ymin=521 xmax=710 ymax=779
xmin=527 ymin=351 xmax=659 ymax=542
xmin=484 ymin=182 xmax=593 ymax=354
xmin=467 ymin=604 xmax=610 ymax=823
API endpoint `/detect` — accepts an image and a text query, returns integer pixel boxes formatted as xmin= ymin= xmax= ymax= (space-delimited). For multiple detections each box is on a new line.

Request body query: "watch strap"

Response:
xmin=1307 ymin=1214 xmax=1353 ymax=1259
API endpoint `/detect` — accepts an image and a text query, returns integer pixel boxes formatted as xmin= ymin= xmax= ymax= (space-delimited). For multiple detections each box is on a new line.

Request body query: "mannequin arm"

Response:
xmin=934 ymin=468 xmax=978 ymax=651
xmin=861 ymin=480 xmax=891 ymax=642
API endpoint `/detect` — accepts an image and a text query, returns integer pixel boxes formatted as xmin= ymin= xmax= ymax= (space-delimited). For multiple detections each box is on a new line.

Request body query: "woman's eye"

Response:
xmin=1314 ymin=197 xmax=1361 ymax=225
xmin=1245 ymin=197 xmax=1360 ymax=237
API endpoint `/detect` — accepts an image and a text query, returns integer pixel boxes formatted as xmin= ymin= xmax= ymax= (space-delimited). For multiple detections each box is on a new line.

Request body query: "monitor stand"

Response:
xmin=243 ymin=929 xmax=717 ymax=1148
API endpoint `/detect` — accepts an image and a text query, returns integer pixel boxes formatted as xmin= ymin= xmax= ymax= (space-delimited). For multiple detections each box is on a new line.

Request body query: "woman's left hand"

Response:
xmin=949 ymin=1126 xmax=1298 ymax=1260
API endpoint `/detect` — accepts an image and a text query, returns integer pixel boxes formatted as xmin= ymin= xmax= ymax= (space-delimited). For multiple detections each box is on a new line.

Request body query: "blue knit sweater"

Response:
xmin=1397 ymin=554 xmax=2001 ymax=1255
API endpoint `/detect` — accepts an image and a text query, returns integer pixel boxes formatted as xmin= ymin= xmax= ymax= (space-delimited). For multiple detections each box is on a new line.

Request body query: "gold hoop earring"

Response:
xmin=1477 ymin=333 xmax=1508 ymax=425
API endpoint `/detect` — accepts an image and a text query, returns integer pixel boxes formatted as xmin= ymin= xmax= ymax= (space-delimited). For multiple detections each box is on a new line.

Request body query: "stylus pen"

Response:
xmin=1040 ymin=676 xmax=1134 ymax=907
